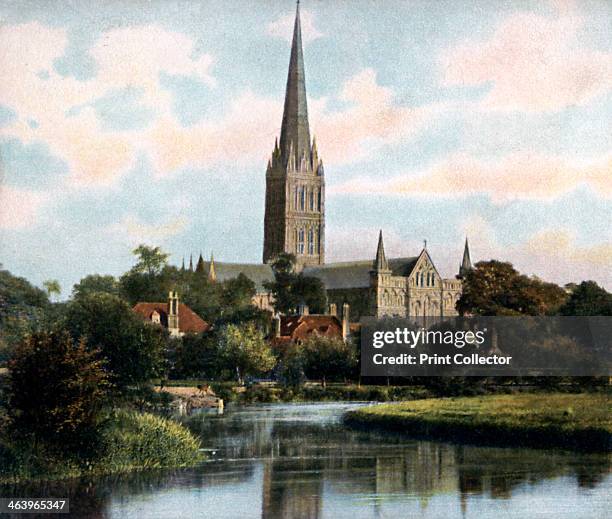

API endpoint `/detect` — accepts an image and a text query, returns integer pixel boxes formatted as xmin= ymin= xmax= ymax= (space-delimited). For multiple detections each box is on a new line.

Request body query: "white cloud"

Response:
xmin=330 ymin=152 xmax=612 ymax=203
xmin=105 ymin=215 xmax=188 ymax=246
xmin=267 ymin=9 xmax=323 ymax=44
xmin=440 ymin=8 xmax=612 ymax=111
xmin=0 ymin=185 xmax=48 ymax=230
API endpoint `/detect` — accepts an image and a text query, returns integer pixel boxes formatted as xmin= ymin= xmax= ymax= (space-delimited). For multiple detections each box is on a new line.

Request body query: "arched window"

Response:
xmin=431 ymin=274 xmax=435 ymax=287
xmin=294 ymin=187 xmax=298 ymax=209
xmin=300 ymin=187 xmax=306 ymax=211
xmin=420 ymin=272 xmax=425 ymax=287
xmin=309 ymin=190 xmax=314 ymax=211
xmin=317 ymin=227 xmax=322 ymax=253
xmin=298 ymin=228 xmax=305 ymax=254
xmin=317 ymin=188 xmax=322 ymax=211
xmin=308 ymin=228 xmax=314 ymax=255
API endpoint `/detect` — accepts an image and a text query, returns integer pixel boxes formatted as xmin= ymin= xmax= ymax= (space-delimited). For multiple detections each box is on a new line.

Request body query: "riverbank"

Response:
xmin=0 ymin=410 xmax=204 ymax=484
xmin=344 ymin=393 xmax=611 ymax=452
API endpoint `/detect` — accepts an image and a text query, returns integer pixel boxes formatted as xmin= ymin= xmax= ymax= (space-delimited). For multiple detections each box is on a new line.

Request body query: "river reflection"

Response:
xmin=1 ymin=402 xmax=610 ymax=518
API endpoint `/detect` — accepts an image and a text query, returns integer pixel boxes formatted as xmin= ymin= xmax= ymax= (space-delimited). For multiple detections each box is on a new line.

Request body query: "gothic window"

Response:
xmin=426 ymin=273 xmax=430 ymax=286
xmin=294 ymin=187 xmax=298 ymax=209
xmin=298 ymin=228 xmax=305 ymax=254
xmin=317 ymin=188 xmax=322 ymax=211
xmin=317 ymin=227 xmax=322 ymax=253
xmin=300 ymin=187 xmax=306 ymax=211
xmin=420 ymin=272 xmax=425 ymax=287
xmin=309 ymin=190 xmax=314 ymax=211
xmin=308 ymin=228 xmax=314 ymax=255
xmin=431 ymin=274 xmax=435 ymax=287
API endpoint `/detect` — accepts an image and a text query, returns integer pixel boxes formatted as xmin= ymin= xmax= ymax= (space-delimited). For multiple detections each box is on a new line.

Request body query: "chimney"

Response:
xmin=168 ymin=291 xmax=180 ymax=337
xmin=329 ymin=303 xmax=337 ymax=317
xmin=273 ymin=314 xmax=281 ymax=338
xmin=342 ymin=303 xmax=350 ymax=341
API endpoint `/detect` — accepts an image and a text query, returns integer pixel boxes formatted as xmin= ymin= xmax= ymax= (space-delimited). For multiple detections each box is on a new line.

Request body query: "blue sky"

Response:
xmin=0 ymin=0 xmax=611 ymax=296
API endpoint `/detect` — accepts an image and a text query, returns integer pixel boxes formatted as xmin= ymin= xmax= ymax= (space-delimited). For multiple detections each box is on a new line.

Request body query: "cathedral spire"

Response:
xmin=189 ymin=253 xmax=193 ymax=272
xmin=208 ymin=252 xmax=217 ymax=282
xmin=279 ymin=0 xmax=311 ymax=169
xmin=459 ymin=237 xmax=472 ymax=278
xmin=373 ymin=230 xmax=390 ymax=271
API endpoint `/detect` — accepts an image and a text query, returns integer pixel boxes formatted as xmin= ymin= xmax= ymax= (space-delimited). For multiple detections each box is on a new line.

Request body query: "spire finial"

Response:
xmin=279 ymin=0 xmax=311 ymax=168
xmin=373 ymin=230 xmax=389 ymax=271
xmin=424 ymin=239 xmax=427 ymax=250
xmin=459 ymin=236 xmax=472 ymax=278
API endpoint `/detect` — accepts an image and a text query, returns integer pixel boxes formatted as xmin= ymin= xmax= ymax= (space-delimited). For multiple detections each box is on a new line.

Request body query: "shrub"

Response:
xmin=8 ymin=331 xmax=109 ymax=450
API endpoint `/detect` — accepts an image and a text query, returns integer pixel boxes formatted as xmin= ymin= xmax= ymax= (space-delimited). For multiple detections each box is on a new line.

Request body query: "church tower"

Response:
xmin=263 ymin=1 xmax=325 ymax=268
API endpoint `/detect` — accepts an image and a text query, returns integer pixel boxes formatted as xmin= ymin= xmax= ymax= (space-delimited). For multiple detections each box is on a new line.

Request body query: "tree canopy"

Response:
xmin=559 ymin=281 xmax=612 ymax=316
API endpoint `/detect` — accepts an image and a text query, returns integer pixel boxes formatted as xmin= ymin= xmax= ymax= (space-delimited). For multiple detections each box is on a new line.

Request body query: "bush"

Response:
xmin=7 ymin=331 xmax=109 ymax=450
xmin=101 ymin=410 xmax=202 ymax=470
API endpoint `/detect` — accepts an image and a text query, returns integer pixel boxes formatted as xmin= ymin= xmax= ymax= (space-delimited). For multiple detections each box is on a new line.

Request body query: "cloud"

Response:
xmin=0 ymin=185 xmax=48 ymax=229
xmin=267 ymin=9 xmax=323 ymax=44
xmin=330 ymin=152 xmax=612 ymax=203
xmin=462 ymin=218 xmax=612 ymax=288
xmin=0 ymin=23 xmax=215 ymax=186
xmin=105 ymin=215 xmax=188 ymax=246
xmin=312 ymin=69 xmax=444 ymax=165
xmin=440 ymin=8 xmax=612 ymax=111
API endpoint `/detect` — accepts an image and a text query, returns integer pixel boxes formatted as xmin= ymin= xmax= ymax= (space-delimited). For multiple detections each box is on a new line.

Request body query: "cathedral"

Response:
xmin=192 ymin=3 xmax=470 ymax=320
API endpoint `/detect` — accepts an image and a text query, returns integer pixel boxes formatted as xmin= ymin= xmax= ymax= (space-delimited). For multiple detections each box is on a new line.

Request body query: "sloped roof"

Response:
xmin=279 ymin=315 xmax=343 ymax=341
xmin=303 ymin=257 xmax=419 ymax=290
xmin=132 ymin=302 xmax=209 ymax=334
xmin=200 ymin=261 xmax=275 ymax=293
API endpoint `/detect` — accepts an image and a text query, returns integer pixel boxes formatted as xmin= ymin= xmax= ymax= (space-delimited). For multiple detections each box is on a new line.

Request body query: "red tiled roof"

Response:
xmin=132 ymin=302 xmax=210 ymax=334
xmin=279 ymin=315 xmax=343 ymax=342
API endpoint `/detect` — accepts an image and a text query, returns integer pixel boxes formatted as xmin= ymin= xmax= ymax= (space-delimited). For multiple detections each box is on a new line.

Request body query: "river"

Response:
xmin=2 ymin=402 xmax=610 ymax=518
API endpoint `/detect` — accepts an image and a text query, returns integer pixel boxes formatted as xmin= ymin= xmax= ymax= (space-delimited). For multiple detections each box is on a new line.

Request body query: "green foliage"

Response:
xmin=0 ymin=268 xmax=50 ymax=362
xmin=130 ymin=245 xmax=170 ymax=276
xmin=167 ymin=332 xmax=221 ymax=380
xmin=72 ymin=274 xmax=120 ymax=299
xmin=101 ymin=410 xmax=202 ymax=470
xmin=217 ymin=323 xmax=275 ymax=383
xmin=300 ymin=336 xmax=358 ymax=386
xmin=458 ymin=260 xmax=567 ymax=316
xmin=64 ymin=293 xmax=166 ymax=392
xmin=559 ymin=281 xmax=612 ymax=316
xmin=277 ymin=346 xmax=306 ymax=388
xmin=42 ymin=279 xmax=61 ymax=301
xmin=345 ymin=393 xmax=612 ymax=451
xmin=264 ymin=253 xmax=327 ymax=314
xmin=0 ymin=410 xmax=202 ymax=484
xmin=7 ymin=331 xmax=109 ymax=448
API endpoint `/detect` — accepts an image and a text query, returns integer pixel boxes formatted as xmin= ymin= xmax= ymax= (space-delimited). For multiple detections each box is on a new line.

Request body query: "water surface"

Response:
xmin=2 ymin=402 xmax=610 ymax=518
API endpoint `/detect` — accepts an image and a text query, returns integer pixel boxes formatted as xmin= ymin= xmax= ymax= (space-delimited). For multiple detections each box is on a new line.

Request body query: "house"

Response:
xmin=271 ymin=303 xmax=351 ymax=347
xmin=133 ymin=291 xmax=209 ymax=338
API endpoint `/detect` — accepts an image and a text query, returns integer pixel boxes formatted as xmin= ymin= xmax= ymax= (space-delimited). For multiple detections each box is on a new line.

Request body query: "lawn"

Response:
xmin=344 ymin=393 xmax=611 ymax=451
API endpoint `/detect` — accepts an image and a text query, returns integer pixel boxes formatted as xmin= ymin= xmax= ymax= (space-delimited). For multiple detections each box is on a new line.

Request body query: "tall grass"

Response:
xmin=345 ymin=393 xmax=611 ymax=452
xmin=0 ymin=410 xmax=203 ymax=484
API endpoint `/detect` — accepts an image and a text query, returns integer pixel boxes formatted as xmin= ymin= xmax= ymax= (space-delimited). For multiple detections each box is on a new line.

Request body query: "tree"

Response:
xmin=72 ymin=274 xmax=120 ymax=299
xmin=0 ymin=268 xmax=50 ymax=361
xmin=64 ymin=293 xmax=166 ymax=393
xmin=559 ymin=281 xmax=612 ymax=316
xmin=130 ymin=245 xmax=170 ymax=276
xmin=43 ymin=279 xmax=61 ymax=301
xmin=264 ymin=253 xmax=328 ymax=314
xmin=221 ymin=273 xmax=256 ymax=310
xmin=301 ymin=336 xmax=357 ymax=387
xmin=457 ymin=260 xmax=566 ymax=316
xmin=217 ymin=323 xmax=275 ymax=384
xmin=8 ymin=331 xmax=109 ymax=448
xmin=168 ymin=332 xmax=220 ymax=380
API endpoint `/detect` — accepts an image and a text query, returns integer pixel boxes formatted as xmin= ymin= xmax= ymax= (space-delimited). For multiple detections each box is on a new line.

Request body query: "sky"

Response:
xmin=0 ymin=0 xmax=610 ymax=297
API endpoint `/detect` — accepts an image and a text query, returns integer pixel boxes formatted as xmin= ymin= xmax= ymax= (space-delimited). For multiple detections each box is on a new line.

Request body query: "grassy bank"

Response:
xmin=0 ymin=410 xmax=203 ymax=484
xmin=344 ymin=393 xmax=611 ymax=452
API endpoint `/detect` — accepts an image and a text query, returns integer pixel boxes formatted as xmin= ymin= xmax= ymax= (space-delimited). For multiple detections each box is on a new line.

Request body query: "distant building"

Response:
xmin=183 ymin=4 xmax=472 ymax=321
xmin=133 ymin=291 xmax=210 ymax=338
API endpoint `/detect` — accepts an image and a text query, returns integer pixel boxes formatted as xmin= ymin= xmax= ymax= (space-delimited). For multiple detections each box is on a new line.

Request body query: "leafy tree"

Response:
xmin=217 ymin=323 xmax=275 ymax=384
xmin=0 ymin=268 xmax=50 ymax=361
xmin=168 ymin=332 xmax=220 ymax=380
xmin=221 ymin=273 xmax=256 ymax=310
xmin=264 ymin=253 xmax=327 ymax=314
xmin=559 ymin=281 xmax=612 ymax=316
xmin=42 ymin=279 xmax=61 ymax=301
xmin=64 ymin=293 xmax=166 ymax=393
xmin=131 ymin=245 xmax=170 ymax=276
xmin=301 ymin=336 xmax=357 ymax=387
xmin=277 ymin=346 xmax=306 ymax=388
xmin=458 ymin=260 xmax=566 ymax=316
xmin=8 ymin=331 xmax=109 ymax=448
xmin=72 ymin=274 xmax=120 ymax=299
